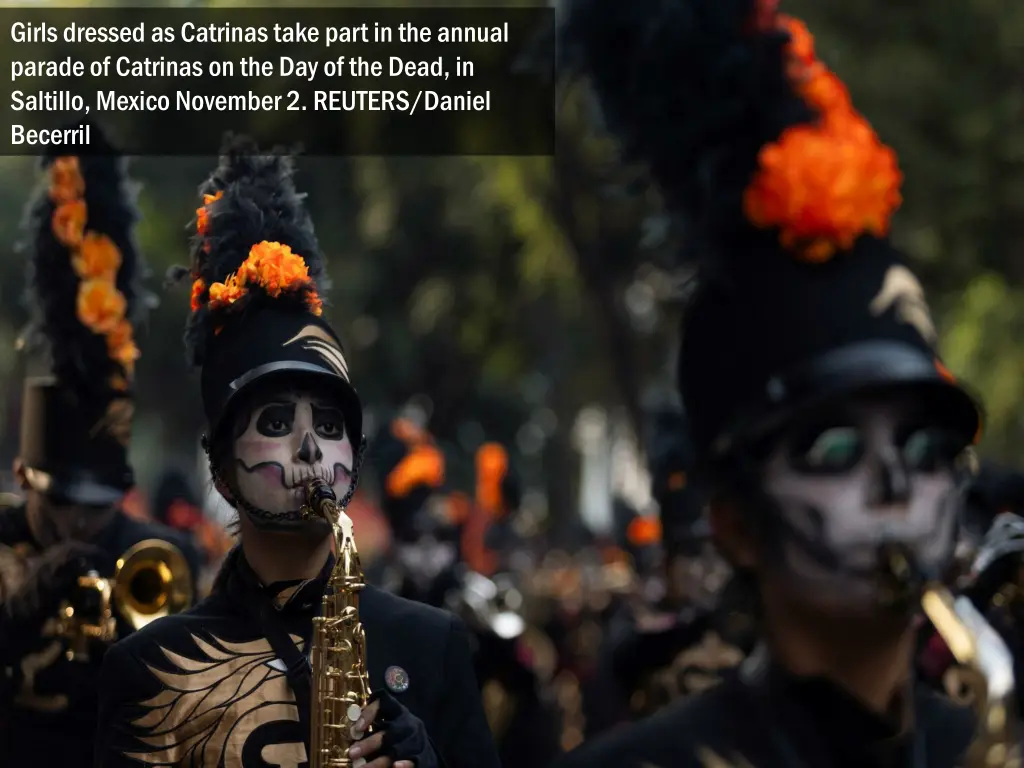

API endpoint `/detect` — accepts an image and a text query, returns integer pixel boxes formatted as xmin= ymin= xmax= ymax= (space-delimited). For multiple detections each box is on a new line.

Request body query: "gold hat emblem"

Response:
xmin=283 ymin=325 xmax=349 ymax=380
xmin=90 ymin=398 xmax=134 ymax=448
xmin=868 ymin=265 xmax=937 ymax=344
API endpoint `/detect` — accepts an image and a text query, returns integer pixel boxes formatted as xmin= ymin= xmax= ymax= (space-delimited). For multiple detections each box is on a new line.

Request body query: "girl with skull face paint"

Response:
xmin=552 ymin=1 xmax=1002 ymax=767
xmin=94 ymin=136 xmax=501 ymax=768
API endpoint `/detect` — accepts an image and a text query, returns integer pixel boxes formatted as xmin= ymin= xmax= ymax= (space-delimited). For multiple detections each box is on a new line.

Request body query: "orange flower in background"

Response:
xmin=52 ymin=199 xmax=87 ymax=247
xmin=49 ymin=156 xmax=84 ymax=203
xmin=190 ymin=278 xmax=206 ymax=312
xmin=73 ymin=231 xmax=122 ymax=280
xmin=306 ymin=294 xmax=323 ymax=316
xmin=627 ymin=516 xmax=662 ymax=547
xmin=196 ymin=190 xmax=223 ymax=236
xmin=44 ymin=152 xmax=138 ymax=382
xmin=77 ymin=279 xmax=126 ymax=334
xmin=742 ymin=13 xmax=902 ymax=262
xmin=107 ymin=320 xmax=139 ymax=376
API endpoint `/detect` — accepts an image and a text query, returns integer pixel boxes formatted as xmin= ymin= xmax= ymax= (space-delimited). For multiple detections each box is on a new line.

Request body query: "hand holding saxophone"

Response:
xmin=347 ymin=693 xmax=439 ymax=768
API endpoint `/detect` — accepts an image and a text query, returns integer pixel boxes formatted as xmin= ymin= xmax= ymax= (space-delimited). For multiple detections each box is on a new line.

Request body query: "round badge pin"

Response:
xmin=384 ymin=665 xmax=410 ymax=693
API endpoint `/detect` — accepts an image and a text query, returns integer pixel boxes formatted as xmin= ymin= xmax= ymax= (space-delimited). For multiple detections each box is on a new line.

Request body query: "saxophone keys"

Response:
xmin=346 ymin=703 xmax=361 ymax=722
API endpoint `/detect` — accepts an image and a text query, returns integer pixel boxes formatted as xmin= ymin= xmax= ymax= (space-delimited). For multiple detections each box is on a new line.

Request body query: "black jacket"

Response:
xmin=553 ymin=653 xmax=973 ymax=768
xmin=0 ymin=503 xmax=201 ymax=768
xmin=94 ymin=550 xmax=501 ymax=768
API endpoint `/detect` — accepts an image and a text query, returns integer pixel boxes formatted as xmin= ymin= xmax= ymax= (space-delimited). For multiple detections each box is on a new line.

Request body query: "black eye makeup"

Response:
xmin=789 ymin=425 xmax=865 ymax=473
xmin=898 ymin=425 xmax=963 ymax=472
xmin=255 ymin=403 xmax=295 ymax=437
xmin=312 ymin=406 xmax=345 ymax=440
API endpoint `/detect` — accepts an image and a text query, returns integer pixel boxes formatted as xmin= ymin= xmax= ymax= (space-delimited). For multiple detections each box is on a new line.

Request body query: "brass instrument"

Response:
xmin=302 ymin=478 xmax=372 ymax=768
xmin=922 ymin=584 xmax=1020 ymax=767
xmin=57 ymin=538 xmax=194 ymax=661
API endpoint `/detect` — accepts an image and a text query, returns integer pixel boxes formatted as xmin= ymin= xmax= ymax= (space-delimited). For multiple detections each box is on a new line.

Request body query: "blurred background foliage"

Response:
xmin=0 ymin=0 xmax=1022 ymax=540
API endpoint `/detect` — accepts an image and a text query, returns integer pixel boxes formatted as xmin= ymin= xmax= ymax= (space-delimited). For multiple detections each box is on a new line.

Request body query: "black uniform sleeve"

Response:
xmin=93 ymin=639 xmax=146 ymax=768
xmin=432 ymin=615 xmax=502 ymax=768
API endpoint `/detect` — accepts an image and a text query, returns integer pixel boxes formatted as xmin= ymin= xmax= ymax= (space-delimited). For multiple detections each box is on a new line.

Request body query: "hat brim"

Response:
xmin=716 ymin=339 xmax=982 ymax=458
xmin=212 ymin=361 xmax=364 ymax=449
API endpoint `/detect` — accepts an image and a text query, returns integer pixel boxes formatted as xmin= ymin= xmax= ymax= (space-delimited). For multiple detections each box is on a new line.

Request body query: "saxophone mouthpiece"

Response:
xmin=303 ymin=478 xmax=337 ymax=520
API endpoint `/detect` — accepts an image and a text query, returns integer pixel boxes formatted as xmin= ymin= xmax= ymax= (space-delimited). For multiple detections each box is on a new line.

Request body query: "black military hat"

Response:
xmin=17 ymin=120 xmax=148 ymax=506
xmin=561 ymin=0 xmax=981 ymax=463
xmin=179 ymin=135 xmax=362 ymax=453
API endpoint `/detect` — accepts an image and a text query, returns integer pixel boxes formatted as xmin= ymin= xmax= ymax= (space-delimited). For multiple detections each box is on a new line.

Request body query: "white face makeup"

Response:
xmin=759 ymin=395 xmax=965 ymax=612
xmin=232 ymin=391 xmax=354 ymax=528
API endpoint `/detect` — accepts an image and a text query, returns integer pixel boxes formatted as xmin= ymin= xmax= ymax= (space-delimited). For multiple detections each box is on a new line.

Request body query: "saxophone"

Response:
xmin=303 ymin=478 xmax=373 ymax=768
xmin=921 ymin=582 xmax=1021 ymax=767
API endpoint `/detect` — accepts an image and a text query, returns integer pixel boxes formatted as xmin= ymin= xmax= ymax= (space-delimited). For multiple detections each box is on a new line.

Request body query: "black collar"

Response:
xmin=742 ymin=645 xmax=922 ymax=768
xmin=226 ymin=549 xmax=334 ymax=616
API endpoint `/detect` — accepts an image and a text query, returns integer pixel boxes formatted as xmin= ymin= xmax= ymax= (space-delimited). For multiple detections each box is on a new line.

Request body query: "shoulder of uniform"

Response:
xmin=362 ymin=584 xmax=452 ymax=634
xmin=560 ymin=680 xmax=746 ymax=767
xmin=113 ymin=601 xmax=217 ymax=658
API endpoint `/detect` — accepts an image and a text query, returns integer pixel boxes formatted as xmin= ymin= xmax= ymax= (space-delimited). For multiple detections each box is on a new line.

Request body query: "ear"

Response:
xmin=709 ymin=499 xmax=759 ymax=570
xmin=213 ymin=476 xmax=235 ymax=505
xmin=11 ymin=458 xmax=28 ymax=490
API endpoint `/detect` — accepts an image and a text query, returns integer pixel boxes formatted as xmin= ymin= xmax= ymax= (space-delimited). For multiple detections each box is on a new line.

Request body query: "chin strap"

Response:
xmin=202 ymin=434 xmax=366 ymax=525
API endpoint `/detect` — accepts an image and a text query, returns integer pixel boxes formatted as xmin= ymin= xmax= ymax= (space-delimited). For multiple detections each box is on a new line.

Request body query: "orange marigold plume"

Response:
xmin=48 ymin=156 xmax=84 ymax=204
xmin=742 ymin=15 xmax=902 ymax=262
xmin=73 ymin=231 xmax=122 ymax=280
xmin=52 ymin=200 xmax=87 ymax=247
xmin=627 ymin=516 xmax=662 ymax=547
xmin=200 ymin=241 xmax=322 ymax=316
xmin=107 ymin=319 xmax=140 ymax=378
xmin=243 ymin=241 xmax=312 ymax=296
xmin=386 ymin=445 xmax=446 ymax=499
xmin=77 ymin=279 xmax=127 ymax=334
xmin=190 ymin=278 xmax=206 ymax=312
xmin=206 ymin=273 xmax=247 ymax=311
xmin=196 ymin=190 xmax=223 ymax=236
xmin=476 ymin=443 xmax=509 ymax=516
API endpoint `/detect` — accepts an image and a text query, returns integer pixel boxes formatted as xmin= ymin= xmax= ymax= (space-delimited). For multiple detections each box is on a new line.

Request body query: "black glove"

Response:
xmin=370 ymin=690 xmax=440 ymax=768
xmin=0 ymin=540 xmax=108 ymax=663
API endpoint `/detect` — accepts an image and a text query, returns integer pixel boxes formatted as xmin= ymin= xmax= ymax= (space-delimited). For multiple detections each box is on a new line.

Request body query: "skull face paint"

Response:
xmin=232 ymin=391 xmax=354 ymax=528
xmin=759 ymin=394 xmax=966 ymax=612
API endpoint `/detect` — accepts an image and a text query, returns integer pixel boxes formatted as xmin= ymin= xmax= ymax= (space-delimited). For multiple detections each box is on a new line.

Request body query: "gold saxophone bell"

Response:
xmin=58 ymin=538 xmax=194 ymax=661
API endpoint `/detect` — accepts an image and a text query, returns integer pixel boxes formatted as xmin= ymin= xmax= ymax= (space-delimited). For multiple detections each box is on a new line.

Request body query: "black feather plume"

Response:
xmin=20 ymin=119 xmax=148 ymax=398
xmin=178 ymin=134 xmax=328 ymax=369
xmin=558 ymin=0 xmax=813 ymax=252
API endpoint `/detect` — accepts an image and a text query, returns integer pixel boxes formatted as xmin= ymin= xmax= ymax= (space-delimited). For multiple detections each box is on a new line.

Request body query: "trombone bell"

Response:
xmin=114 ymin=538 xmax=194 ymax=630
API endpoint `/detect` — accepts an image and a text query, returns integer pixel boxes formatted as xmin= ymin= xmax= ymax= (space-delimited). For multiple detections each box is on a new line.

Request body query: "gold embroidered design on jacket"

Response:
xmin=123 ymin=632 xmax=305 ymax=767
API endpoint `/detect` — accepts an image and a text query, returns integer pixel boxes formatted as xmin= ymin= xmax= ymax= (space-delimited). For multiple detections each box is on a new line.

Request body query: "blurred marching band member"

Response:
xmin=595 ymin=407 xmax=752 ymax=728
xmin=368 ymin=423 xmax=562 ymax=767
xmin=366 ymin=417 xmax=460 ymax=607
xmin=555 ymin=0 xmax=998 ymax=765
xmin=94 ymin=136 xmax=499 ymax=768
xmin=0 ymin=122 xmax=200 ymax=767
